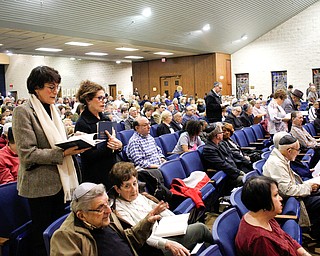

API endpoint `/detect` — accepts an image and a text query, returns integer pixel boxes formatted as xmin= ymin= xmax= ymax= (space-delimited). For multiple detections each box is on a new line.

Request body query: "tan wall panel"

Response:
xmin=194 ymin=54 xmax=214 ymax=98
xmin=132 ymin=53 xmax=231 ymax=99
xmin=215 ymin=53 xmax=232 ymax=96
xmin=0 ymin=54 xmax=10 ymax=64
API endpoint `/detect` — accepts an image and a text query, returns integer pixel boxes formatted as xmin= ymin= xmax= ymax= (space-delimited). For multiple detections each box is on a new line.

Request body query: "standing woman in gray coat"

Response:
xmin=12 ymin=66 xmax=87 ymax=256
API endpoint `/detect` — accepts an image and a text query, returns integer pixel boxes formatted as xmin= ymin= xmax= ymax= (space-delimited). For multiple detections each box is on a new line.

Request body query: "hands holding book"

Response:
xmin=63 ymin=145 xmax=91 ymax=157
xmin=105 ymin=130 xmax=123 ymax=151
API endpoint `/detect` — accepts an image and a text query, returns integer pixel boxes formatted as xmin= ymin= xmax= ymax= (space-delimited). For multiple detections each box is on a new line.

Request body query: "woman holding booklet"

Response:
xmin=12 ymin=66 xmax=85 ymax=256
xmin=109 ymin=162 xmax=213 ymax=256
xmin=75 ymin=80 xmax=122 ymax=190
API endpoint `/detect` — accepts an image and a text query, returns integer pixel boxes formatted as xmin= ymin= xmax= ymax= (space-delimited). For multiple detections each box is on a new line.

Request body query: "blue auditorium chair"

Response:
xmin=251 ymin=123 xmax=269 ymax=140
xmin=242 ymin=170 xmax=259 ymax=183
xmin=158 ymin=133 xmax=179 ymax=157
xmin=180 ymin=150 xmax=204 ymax=176
xmin=118 ymin=129 xmax=134 ymax=146
xmin=0 ymin=182 xmax=32 ymax=256
xmin=212 ymin=208 xmax=240 ymax=256
xmin=199 ymin=244 xmax=223 ymax=256
xmin=305 ymin=122 xmax=320 ymax=137
xmin=252 ymin=158 xmax=266 ymax=175
xmin=43 ymin=213 xmax=69 ymax=256
xmin=150 ymin=124 xmax=159 ymax=137
xmin=261 ymin=151 xmax=271 ymax=159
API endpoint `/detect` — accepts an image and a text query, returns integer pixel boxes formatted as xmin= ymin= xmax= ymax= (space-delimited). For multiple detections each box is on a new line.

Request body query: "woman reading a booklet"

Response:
xmin=75 ymin=80 xmax=122 ymax=190
xmin=109 ymin=162 xmax=213 ymax=256
xmin=235 ymin=176 xmax=311 ymax=256
xmin=12 ymin=66 xmax=86 ymax=256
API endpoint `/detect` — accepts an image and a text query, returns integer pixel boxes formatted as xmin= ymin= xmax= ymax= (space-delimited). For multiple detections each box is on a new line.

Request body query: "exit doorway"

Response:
xmin=160 ymin=75 xmax=181 ymax=98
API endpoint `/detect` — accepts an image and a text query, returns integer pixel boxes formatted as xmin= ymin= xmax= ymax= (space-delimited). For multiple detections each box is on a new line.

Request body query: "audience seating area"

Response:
xmin=6 ymin=122 xmax=320 ymax=255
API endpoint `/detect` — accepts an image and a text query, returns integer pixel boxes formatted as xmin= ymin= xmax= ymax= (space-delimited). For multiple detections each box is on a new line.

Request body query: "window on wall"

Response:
xmin=312 ymin=69 xmax=320 ymax=92
xmin=235 ymin=73 xmax=249 ymax=99
xmin=271 ymin=71 xmax=287 ymax=93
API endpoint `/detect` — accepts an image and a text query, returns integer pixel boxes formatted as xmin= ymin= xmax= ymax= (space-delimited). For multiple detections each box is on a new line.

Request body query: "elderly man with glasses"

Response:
xmin=263 ymin=133 xmax=320 ymax=240
xmin=51 ymin=182 xmax=165 ymax=256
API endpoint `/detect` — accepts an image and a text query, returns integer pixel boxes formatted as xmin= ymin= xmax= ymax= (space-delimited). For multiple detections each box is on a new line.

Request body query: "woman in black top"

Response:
xmin=75 ymin=80 xmax=122 ymax=190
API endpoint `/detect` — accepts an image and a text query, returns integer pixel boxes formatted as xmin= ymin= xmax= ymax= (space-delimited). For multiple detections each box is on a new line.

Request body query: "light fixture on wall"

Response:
xmin=241 ymin=34 xmax=248 ymax=40
xmin=219 ymin=75 xmax=224 ymax=80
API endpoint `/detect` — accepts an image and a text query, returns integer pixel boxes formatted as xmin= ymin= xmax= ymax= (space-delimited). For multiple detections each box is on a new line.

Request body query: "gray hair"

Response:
xmin=71 ymin=184 xmax=106 ymax=213
xmin=160 ymin=110 xmax=172 ymax=122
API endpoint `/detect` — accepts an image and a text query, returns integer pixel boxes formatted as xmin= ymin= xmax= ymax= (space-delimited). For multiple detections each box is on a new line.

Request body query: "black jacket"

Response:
xmin=202 ymin=140 xmax=241 ymax=179
xmin=239 ymin=112 xmax=254 ymax=127
xmin=75 ymin=108 xmax=116 ymax=190
xmin=225 ymin=113 xmax=243 ymax=130
xmin=156 ymin=123 xmax=173 ymax=137
xmin=205 ymin=90 xmax=222 ymax=123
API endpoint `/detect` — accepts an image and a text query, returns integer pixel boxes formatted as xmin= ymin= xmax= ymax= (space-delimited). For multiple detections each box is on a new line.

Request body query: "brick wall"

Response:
xmin=232 ymin=1 xmax=320 ymax=100
xmin=5 ymin=54 xmax=132 ymax=99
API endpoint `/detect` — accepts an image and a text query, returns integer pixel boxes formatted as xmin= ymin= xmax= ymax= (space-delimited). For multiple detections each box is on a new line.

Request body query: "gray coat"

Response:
xmin=12 ymin=101 xmax=64 ymax=198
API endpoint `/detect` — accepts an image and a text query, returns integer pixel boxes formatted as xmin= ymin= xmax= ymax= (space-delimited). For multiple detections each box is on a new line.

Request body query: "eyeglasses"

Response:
xmin=87 ymin=203 xmax=110 ymax=214
xmin=94 ymin=96 xmax=106 ymax=101
xmin=288 ymin=148 xmax=301 ymax=153
xmin=44 ymin=84 xmax=60 ymax=92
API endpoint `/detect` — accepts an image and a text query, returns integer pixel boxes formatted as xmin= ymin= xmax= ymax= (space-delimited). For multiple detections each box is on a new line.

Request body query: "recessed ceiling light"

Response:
xmin=70 ymin=57 xmax=76 ymax=60
xmin=142 ymin=7 xmax=152 ymax=17
xmin=0 ymin=44 xmax=3 ymax=46
xmin=32 ymin=55 xmax=44 ymax=58
xmin=65 ymin=42 xmax=93 ymax=47
xmin=116 ymin=47 xmax=139 ymax=51
xmin=154 ymin=52 xmax=174 ymax=56
xmin=124 ymin=56 xmax=144 ymax=59
xmin=241 ymin=34 xmax=248 ymax=40
xmin=202 ymin=24 xmax=211 ymax=31
xmin=85 ymin=52 xmax=108 ymax=56
xmin=35 ymin=47 xmax=63 ymax=52
xmin=6 ymin=52 xmax=13 ymax=56
xmin=116 ymin=60 xmax=121 ymax=64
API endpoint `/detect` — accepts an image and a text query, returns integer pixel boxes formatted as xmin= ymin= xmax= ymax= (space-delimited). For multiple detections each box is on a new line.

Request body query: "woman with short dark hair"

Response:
xmin=235 ymin=176 xmax=311 ymax=256
xmin=13 ymin=66 xmax=84 ymax=255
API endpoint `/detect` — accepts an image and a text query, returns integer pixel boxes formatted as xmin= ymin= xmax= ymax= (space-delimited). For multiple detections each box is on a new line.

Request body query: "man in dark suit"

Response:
xmin=205 ymin=82 xmax=225 ymax=124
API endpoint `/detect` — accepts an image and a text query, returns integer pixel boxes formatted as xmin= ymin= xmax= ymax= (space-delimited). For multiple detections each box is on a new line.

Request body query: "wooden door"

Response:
xmin=109 ymin=84 xmax=116 ymax=98
xmin=160 ymin=76 xmax=181 ymax=98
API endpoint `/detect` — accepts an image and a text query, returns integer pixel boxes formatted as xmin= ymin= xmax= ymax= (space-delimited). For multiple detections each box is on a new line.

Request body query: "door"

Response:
xmin=160 ymin=76 xmax=181 ymax=99
xmin=109 ymin=84 xmax=116 ymax=99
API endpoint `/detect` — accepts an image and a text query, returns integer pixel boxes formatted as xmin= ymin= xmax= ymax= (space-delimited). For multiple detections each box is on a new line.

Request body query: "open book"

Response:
xmin=55 ymin=133 xmax=104 ymax=150
xmin=154 ymin=213 xmax=189 ymax=237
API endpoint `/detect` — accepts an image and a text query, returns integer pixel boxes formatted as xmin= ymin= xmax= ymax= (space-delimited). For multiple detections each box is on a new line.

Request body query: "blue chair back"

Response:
xmin=261 ymin=151 xmax=271 ymax=159
xmin=212 ymin=208 xmax=240 ymax=256
xmin=242 ymin=170 xmax=260 ymax=183
xmin=306 ymin=123 xmax=316 ymax=136
xmin=118 ymin=129 xmax=134 ymax=146
xmin=197 ymin=144 xmax=205 ymax=155
xmin=0 ymin=182 xmax=31 ymax=238
xmin=233 ymin=130 xmax=249 ymax=147
xmin=43 ymin=213 xmax=69 ymax=256
xmin=199 ymin=244 xmax=223 ymax=256
xmin=159 ymin=133 xmax=178 ymax=157
xmin=172 ymin=198 xmax=196 ymax=215
xmin=252 ymin=158 xmax=266 ymax=175
xmin=159 ymin=158 xmax=186 ymax=188
xmin=251 ymin=124 xmax=265 ymax=140
xmin=243 ymin=127 xmax=257 ymax=143
xmin=180 ymin=150 xmax=204 ymax=176
xmin=150 ymin=124 xmax=159 ymax=137
xmin=115 ymin=121 xmax=125 ymax=132
xmin=230 ymin=187 xmax=248 ymax=216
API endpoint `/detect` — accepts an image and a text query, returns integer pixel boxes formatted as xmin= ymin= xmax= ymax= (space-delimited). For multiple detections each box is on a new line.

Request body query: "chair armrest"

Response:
xmin=275 ymin=214 xmax=298 ymax=220
xmin=241 ymin=146 xmax=256 ymax=150
xmin=256 ymin=139 xmax=265 ymax=142
xmin=249 ymin=142 xmax=264 ymax=146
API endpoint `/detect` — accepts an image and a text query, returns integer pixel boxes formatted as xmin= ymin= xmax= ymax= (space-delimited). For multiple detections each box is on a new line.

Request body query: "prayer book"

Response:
xmin=97 ymin=121 xmax=117 ymax=139
xmin=55 ymin=133 xmax=103 ymax=150
xmin=154 ymin=213 xmax=189 ymax=237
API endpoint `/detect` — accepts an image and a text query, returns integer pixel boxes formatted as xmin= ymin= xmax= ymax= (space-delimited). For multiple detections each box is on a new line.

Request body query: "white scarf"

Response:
xmin=30 ymin=94 xmax=78 ymax=202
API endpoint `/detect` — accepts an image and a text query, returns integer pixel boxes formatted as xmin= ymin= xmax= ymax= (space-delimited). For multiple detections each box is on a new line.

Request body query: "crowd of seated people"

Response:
xmin=5 ymin=78 xmax=320 ymax=255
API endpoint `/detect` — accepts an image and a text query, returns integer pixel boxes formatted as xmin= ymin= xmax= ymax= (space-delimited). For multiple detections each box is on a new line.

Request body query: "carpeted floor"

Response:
xmin=204 ymin=211 xmax=320 ymax=255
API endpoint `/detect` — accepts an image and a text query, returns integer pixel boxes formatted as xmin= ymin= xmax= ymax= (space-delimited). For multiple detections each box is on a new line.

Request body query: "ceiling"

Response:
xmin=0 ymin=0 xmax=318 ymax=62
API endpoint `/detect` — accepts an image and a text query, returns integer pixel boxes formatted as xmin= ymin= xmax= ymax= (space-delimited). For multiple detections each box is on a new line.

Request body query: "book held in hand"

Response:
xmin=154 ymin=213 xmax=189 ymax=237
xmin=55 ymin=133 xmax=104 ymax=150
xmin=97 ymin=121 xmax=117 ymax=139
